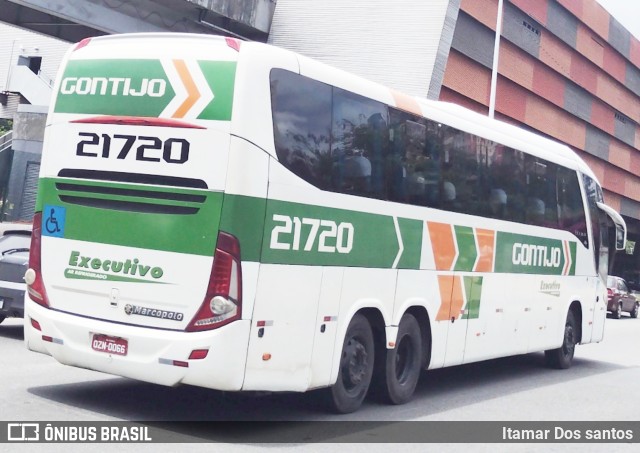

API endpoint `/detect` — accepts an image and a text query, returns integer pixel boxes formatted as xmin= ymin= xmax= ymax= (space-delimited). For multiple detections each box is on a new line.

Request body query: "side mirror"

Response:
xmin=597 ymin=202 xmax=627 ymax=251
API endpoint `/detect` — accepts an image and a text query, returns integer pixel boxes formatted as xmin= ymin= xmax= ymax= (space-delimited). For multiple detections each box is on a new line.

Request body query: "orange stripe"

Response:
xmin=172 ymin=59 xmax=199 ymax=118
xmin=428 ymin=221 xmax=456 ymax=271
xmin=474 ymin=228 xmax=495 ymax=272
xmin=390 ymin=89 xmax=422 ymax=116
xmin=450 ymin=276 xmax=465 ymax=319
xmin=436 ymin=275 xmax=465 ymax=321
xmin=436 ymin=275 xmax=454 ymax=321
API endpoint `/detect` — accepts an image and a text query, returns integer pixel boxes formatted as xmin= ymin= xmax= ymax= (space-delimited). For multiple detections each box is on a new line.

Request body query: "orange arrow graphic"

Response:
xmin=172 ymin=59 xmax=200 ymax=118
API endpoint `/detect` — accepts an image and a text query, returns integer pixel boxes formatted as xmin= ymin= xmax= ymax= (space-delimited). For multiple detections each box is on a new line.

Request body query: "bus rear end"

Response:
xmin=24 ymin=34 xmax=250 ymax=390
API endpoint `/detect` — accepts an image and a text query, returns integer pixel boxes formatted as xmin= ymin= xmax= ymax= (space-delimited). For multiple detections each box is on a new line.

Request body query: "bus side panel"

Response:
xmin=220 ymin=137 xmax=271 ymax=323
xmin=243 ymin=264 xmax=322 ymax=391
xmin=308 ymin=267 xmax=344 ymax=389
xmin=393 ymin=269 xmax=446 ymax=369
xmin=327 ymin=267 xmax=396 ymax=386
xmin=590 ymin=276 xmax=607 ymax=342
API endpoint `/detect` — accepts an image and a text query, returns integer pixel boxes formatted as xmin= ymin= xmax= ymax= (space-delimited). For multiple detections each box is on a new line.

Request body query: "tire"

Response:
xmin=613 ymin=302 xmax=622 ymax=319
xmin=326 ymin=314 xmax=374 ymax=414
xmin=545 ymin=310 xmax=578 ymax=369
xmin=631 ymin=303 xmax=639 ymax=319
xmin=378 ymin=313 xmax=422 ymax=405
xmin=0 ymin=315 xmax=5 ymax=325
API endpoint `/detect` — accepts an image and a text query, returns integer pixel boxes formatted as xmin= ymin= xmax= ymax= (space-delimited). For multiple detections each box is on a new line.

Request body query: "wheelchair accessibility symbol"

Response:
xmin=43 ymin=205 xmax=66 ymax=238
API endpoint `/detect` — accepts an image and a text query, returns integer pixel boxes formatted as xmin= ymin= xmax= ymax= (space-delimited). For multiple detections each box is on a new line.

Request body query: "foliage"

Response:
xmin=0 ymin=119 xmax=13 ymax=136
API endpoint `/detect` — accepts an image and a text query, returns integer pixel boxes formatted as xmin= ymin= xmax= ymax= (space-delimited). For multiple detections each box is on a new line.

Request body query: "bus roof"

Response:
xmin=66 ymin=33 xmax=598 ymax=184
xmin=417 ymin=99 xmax=596 ymax=180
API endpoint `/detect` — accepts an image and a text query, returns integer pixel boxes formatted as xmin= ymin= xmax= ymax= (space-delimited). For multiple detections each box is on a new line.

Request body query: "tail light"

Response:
xmin=607 ymin=288 xmax=613 ymax=299
xmin=186 ymin=231 xmax=242 ymax=331
xmin=25 ymin=212 xmax=50 ymax=307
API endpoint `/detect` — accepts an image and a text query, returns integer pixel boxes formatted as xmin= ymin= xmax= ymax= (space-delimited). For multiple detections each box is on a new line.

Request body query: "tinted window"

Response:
xmin=271 ymin=69 xmax=332 ymax=189
xmin=524 ymin=156 xmax=559 ymax=228
xmin=558 ymin=166 xmax=588 ymax=247
xmin=270 ymin=69 xmax=590 ymax=244
xmin=331 ymin=88 xmax=389 ymax=198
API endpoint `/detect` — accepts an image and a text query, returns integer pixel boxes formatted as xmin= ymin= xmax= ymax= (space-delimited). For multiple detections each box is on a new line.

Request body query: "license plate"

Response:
xmin=91 ymin=334 xmax=128 ymax=356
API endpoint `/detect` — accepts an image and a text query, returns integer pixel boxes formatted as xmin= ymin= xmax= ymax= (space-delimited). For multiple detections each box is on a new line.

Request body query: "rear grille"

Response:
xmin=54 ymin=174 xmax=208 ymax=215
xmin=58 ymin=169 xmax=207 ymax=189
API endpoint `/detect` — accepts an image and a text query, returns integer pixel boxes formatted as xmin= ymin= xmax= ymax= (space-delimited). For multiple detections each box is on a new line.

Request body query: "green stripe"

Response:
xmin=219 ymin=194 xmax=266 ymax=262
xmin=494 ymin=232 xmax=575 ymax=275
xmin=54 ymin=60 xmax=175 ymax=117
xmin=396 ymin=218 xmax=423 ymax=269
xmin=462 ymin=276 xmax=482 ymax=320
xmin=53 ymin=59 xmax=236 ymax=120
xmin=37 ymin=176 xmax=580 ymax=275
xmin=197 ymin=61 xmax=236 ymax=121
xmin=568 ymin=242 xmax=577 ymax=275
xmin=37 ymin=178 xmax=220 ymax=255
xmin=454 ymin=226 xmax=477 ymax=272
xmin=261 ymin=200 xmax=412 ymax=268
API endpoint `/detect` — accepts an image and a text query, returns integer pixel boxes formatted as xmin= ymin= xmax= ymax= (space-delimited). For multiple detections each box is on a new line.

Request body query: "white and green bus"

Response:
xmin=25 ymin=33 xmax=626 ymax=413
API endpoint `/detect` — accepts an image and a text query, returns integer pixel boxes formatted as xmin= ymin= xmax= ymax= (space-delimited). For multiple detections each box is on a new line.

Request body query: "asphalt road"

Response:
xmin=1 ymin=312 xmax=639 ymax=452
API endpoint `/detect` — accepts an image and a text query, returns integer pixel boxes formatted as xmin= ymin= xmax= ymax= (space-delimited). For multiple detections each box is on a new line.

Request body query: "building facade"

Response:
xmin=269 ymin=0 xmax=640 ymax=274
xmin=440 ymin=0 xmax=640 ymax=272
xmin=0 ymin=22 xmax=70 ymax=119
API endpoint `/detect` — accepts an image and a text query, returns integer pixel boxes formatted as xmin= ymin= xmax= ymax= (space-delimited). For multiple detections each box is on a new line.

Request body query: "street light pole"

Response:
xmin=488 ymin=0 xmax=504 ymax=118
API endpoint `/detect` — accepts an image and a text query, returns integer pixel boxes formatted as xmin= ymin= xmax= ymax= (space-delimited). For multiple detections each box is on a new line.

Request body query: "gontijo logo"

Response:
xmin=60 ymin=77 xmax=166 ymax=97
xmin=54 ymin=59 xmax=236 ymax=121
xmin=494 ymin=232 xmax=576 ymax=276
xmin=512 ymin=243 xmax=562 ymax=268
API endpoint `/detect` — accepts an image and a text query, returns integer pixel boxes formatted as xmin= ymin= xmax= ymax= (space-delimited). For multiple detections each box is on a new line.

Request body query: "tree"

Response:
xmin=0 ymin=119 xmax=13 ymax=136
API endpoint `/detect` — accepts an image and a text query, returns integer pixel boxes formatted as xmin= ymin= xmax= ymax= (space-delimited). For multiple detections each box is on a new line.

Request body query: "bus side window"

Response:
xmin=558 ymin=167 xmax=588 ymax=247
xmin=583 ymin=174 xmax=607 ymax=273
xmin=389 ymin=109 xmax=440 ymax=207
xmin=331 ymin=88 xmax=389 ymax=199
xmin=270 ymin=69 xmax=332 ymax=189
xmin=524 ymin=156 xmax=559 ymax=229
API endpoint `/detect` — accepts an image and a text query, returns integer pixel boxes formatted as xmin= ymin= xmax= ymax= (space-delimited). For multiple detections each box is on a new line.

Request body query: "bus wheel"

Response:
xmin=381 ymin=313 xmax=422 ymax=405
xmin=545 ymin=310 xmax=577 ymax=369
xmin=327 ymin=314 xmax=374 ymax=414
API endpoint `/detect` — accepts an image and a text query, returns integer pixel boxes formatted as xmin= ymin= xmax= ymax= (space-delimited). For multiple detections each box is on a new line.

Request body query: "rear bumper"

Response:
xmin=24 ymin=298 xmax=250 ymax=391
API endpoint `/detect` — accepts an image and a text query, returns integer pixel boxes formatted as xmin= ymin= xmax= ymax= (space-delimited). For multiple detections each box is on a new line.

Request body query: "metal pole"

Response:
xmin=488 ymin=0 xmax=504 ymax=118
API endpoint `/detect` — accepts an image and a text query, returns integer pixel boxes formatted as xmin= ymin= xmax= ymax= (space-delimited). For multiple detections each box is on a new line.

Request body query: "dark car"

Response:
xmin=606 ymin=275 xmax=639 ymax=319
xmin=0 ymin=229 xmax=31 ymax=324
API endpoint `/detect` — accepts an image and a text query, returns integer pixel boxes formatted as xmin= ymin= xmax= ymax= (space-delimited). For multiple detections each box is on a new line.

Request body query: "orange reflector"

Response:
xmin=188 ymin=349 xmax=209 ymax=360
xmin=262 ymin=353 xmax=271 ymax=361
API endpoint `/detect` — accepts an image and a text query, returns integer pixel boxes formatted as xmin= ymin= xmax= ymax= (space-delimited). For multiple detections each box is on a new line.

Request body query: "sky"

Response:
xmin=595 ymin=0 xmax=640 ymax=40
